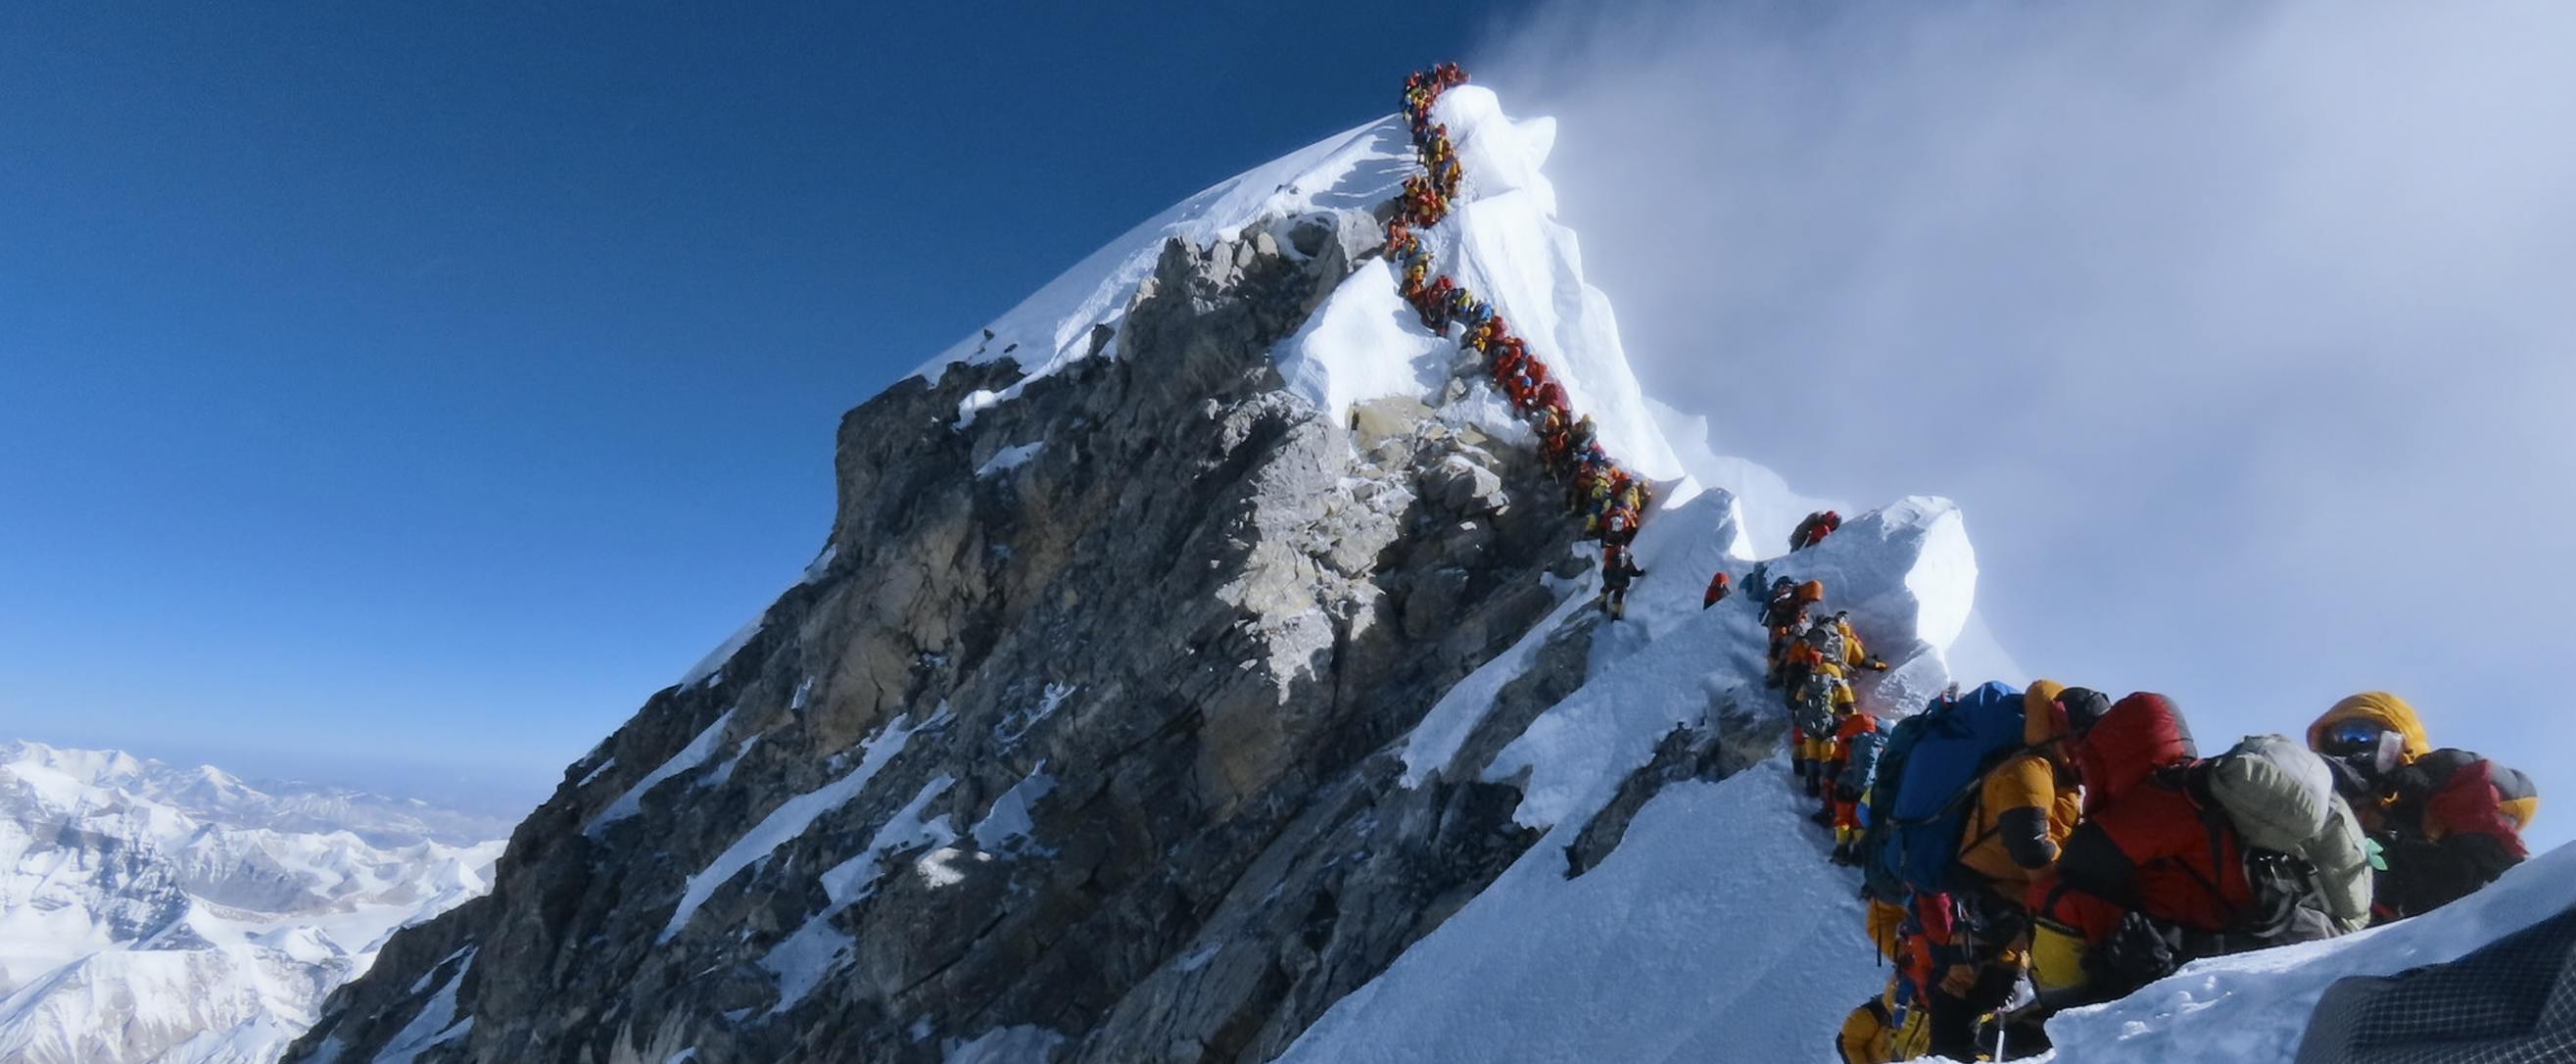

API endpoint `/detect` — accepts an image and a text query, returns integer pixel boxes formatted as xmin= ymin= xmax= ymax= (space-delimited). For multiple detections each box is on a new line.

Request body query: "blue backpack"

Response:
xmin=1839 ymin=727 xmax=1889 ymax=808
xmin=1860 ymin=713 xmax=1932 ymax=905
xmin=1882 ymin=681 xmax=2027 ymax=895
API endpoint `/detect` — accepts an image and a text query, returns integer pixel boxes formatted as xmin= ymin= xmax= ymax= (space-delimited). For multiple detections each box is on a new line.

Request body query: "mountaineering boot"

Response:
xmin=1808 ymin=805 xmax=1834 ymax=828
xmin=1831 ymin=841 xmax=1854 ymax=865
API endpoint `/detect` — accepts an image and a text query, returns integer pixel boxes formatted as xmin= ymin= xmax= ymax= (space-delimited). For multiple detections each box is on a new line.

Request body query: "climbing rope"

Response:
xmin=1389 ymin=64 xmax=1649 ymax=543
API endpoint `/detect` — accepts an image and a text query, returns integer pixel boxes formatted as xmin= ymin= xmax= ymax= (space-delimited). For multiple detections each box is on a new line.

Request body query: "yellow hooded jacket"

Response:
xmin=1956 ymin=680 xmax=2083 ymax=890
xmin=2309 ymin=692 xmax=2540 ymax=838
xmin=1836 ymin=979 xmax=1931 ymax=1064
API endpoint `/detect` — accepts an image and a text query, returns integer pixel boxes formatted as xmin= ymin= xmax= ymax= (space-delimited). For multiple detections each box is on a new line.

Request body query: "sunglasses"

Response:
xmin=2319 ymin=720 xmax=2387 ymax=757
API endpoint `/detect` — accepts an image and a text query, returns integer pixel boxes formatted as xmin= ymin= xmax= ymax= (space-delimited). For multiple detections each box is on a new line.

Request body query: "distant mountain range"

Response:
xmin=0 ymin=740 xmax=512 ymax=1064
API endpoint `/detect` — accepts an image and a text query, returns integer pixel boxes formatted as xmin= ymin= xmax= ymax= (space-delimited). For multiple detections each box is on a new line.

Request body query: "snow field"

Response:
xmin=1281 ymin=755 xmax=1884 ymax=1064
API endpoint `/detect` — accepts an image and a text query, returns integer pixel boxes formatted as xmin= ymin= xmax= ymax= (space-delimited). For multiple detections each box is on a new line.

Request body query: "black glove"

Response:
xmin=2097 ymin=912 xmax=2180 ymax=992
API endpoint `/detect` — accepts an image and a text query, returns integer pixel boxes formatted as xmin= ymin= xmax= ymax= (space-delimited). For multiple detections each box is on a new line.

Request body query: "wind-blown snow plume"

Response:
xmin=1475 ymin=0 xmax=2576 ymax=845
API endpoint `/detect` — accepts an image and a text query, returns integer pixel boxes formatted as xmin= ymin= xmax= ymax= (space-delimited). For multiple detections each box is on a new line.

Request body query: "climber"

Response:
xmin=1920 ymin=682 xmax=2107 ymax=1056
xmin=1453 ymin=298 xmax=1493 ymax=347
xmin=1791 ymin=509 xmax=1843 ymax=552
xmin=1599 ymin=541 xmax=1646 ymax=620
xmin=1387 ymin=220 xmax=1420 ymax=262
xmin=1600 ymin=486 xmax=1642 ymax=549
xmin=1537 ymin=408 xmax=1569 ymax=467
xmin=1837 ymin=977 xmax=1932 ymax=1064
xmin=1955 ymin=683 xmax=2104 ymax=889
xmin=1465 ymin=313 xmax=1502 ymax=353
xmin=1762 ymin=579 xmax=1824 ymax=688
xmin=1563 ymin=460 xmax=1598 ymax=515
xmin=1538 ymin=380 xmax=1571 ymax=421
xmin=1831 ymin=709 xmax=1886 ymax=864
xmin=2307 ymin=692 xmax=2539 ymax=920
xmin=1580 ymin=472 xmax=1620 ymax=539
xmin=1787 ymin=622 xmax=1857 ymax=805
xmin=1614 ymin=477 xmax=1646 ymax=527
xmin=1702 ymin=570 xmax=1732 ymax=609
xmin=1422 ymin=276 xmax=1457 ymax=329
xmin=1488 ymin=338 xmax=1521 ymax=387
xmin=1509 ymin=358 xmax=1551 ymax=413
xmin=1601 ymin=507 xmax=1638 ymax=549
xmin=1796 ymin=610 xmax=1884 ymax=692
xmin=1555 ymin=410 xmax=1597 ymax=463
xmin=2024 ymin=694 xmax=2361 ymax=1018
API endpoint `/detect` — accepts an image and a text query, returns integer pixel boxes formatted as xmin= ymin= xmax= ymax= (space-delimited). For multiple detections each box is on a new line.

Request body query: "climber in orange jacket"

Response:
xmin=1945 ymin=682 xmax=2107 ymax=1056
xmin=1958 ymin=682 xmax=2103 ymax=895
xmin=2308 ymin=692 xmax=2540 ymax=920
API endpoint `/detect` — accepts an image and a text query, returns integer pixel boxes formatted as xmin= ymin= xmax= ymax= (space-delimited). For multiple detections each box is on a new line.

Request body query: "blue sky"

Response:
xmin=0 ymin=3 xmax=1508 ymax=808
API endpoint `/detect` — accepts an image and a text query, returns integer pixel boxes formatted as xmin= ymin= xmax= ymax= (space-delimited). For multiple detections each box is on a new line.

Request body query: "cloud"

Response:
xmin=1473 ymin=0 xmax=2576 ymax=842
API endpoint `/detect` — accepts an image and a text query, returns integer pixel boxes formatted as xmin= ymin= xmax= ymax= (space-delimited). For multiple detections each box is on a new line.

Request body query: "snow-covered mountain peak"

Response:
xmin=907 ymin=115 xmax=1409 ymax=392
xmin=911 ymin=82 xmax=1685 ymax=491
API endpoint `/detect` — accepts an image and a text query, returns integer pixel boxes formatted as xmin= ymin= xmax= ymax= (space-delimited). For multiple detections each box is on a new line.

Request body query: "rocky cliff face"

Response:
xmin=283 ymin=212 xmax=1678 ymax=1064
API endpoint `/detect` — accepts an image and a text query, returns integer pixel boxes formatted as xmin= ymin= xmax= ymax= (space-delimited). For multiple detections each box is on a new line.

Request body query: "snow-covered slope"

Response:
xmin=0 ymin=741 xmax=508 ymax=1064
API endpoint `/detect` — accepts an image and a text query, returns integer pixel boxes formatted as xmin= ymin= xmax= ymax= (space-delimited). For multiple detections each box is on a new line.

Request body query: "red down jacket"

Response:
xmin=2029 ymin=694 xmax=2256 ymax=944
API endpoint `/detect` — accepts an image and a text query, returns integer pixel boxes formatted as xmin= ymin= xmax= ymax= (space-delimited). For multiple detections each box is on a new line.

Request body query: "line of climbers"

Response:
xmin=1391 ymin=64 xmax=1652 ymax=618
xmin=1388 ymin=59 xmax=2542 ymax=1062
xmin=1690 ymin=542 xmax=2544 ymax=1061
xmin=1821 ymin=683 xmax=2541 ymax=1062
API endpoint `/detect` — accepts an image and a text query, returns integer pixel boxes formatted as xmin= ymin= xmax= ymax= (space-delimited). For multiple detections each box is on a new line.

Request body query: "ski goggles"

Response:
xmin=2318 ymin=719 xmax=2388 ymax=757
